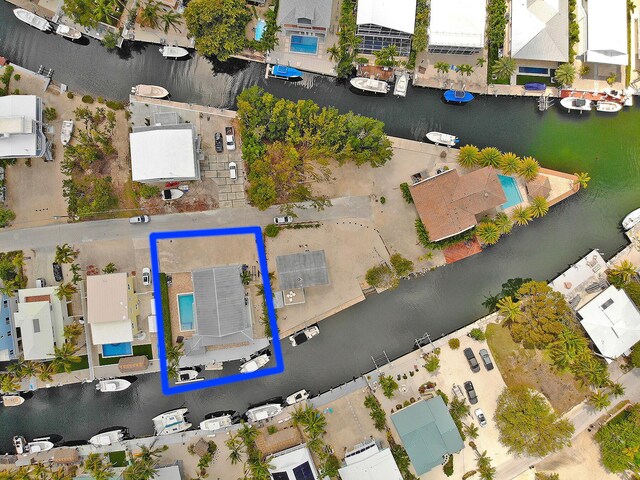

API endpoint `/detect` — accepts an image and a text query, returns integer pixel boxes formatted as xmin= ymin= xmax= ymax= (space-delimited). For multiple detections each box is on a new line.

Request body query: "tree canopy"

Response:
xmin=595 ymin=404 xmax=640 ymax=473
xmin=495 ymin=386 xmax=574 ymax=457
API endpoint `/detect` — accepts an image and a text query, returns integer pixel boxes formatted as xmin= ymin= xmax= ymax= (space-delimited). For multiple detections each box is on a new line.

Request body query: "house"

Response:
xmin=267 ymin=444 xmax=320 ymax=480
xmin=0 ymin=95 xmax=47 ymax=159
xmin=86 ymin=273 xmax=139 ymax=348
xmin=409 ymin=167 xmax=507 ymax=243
xmin=277 ymin=0 xmax=332 ymax=42
xmin=338 ymin=439 xmax=403 ymax=480
xmin=356 ymin=0 xmax=416 ymax=56
xmin=510 ymin=0 xmax=569 ymax=63
xmin=586 ymin=0 xmax=628 ymax=65
xmin=13 ymin=286 xmax=68 ymax=361
xmin=0 ymin=294 xmax=18 ymax=361
xmin=428 ymin=0 xmax=486 ymax=55
xmin=391 ymin=396 xmax=464 ymax=475
xmin=577 ymin=285 xmax=640 ymax=361
xmin=549 ymin=249 xmax=608 ymax=308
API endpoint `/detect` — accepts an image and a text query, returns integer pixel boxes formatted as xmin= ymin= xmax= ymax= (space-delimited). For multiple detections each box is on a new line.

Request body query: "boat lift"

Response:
xmin=538 ymin=95 xmax=554 ymax=112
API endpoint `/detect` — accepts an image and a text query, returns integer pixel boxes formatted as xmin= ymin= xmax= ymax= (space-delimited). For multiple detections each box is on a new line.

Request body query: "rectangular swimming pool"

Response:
xmin=102 ymin=342 xmax=133 ymax=358
xmin=290 ymin=35 xmax=319 ymax=55
xmin=498 ymin=174 xmax=523 ymax=209
xmin=518 ymin=66 xmax=550 ymax=75
xmin=178 ymin=293 xmax=195 ymax=331
xmin=255 ymin=19 xmax=266 ymax=41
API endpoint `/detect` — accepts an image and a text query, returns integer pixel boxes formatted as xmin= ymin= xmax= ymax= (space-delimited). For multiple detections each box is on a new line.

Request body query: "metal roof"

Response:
xmin=276 ymin=250 xmax=329 ymax=290
xmin=278 ymin=0 xmax=332 ymax=29
xmin=511 ymin=0 xmax=569 ymax=62
xmin=586 ymin=0 xmax=628 ymax=65
xmin=356 ymin=0 xmax=416 ymax=34
xmin=428 ymin=0 xmax=486 ymax=49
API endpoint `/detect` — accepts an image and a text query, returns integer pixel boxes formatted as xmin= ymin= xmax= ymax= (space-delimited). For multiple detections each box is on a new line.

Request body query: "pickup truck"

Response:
xmin=225 ymin=126 xmax=236 ymax=151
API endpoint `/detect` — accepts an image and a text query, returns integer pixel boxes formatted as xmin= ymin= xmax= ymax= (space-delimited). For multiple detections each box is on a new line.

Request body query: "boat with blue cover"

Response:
xmin=270 ymin=65 xmax=303 ymax=79
xmin=444 ymin=89 xmax=474 ymax=104
xmin=524 ymin=83 xmax=546 ymax=91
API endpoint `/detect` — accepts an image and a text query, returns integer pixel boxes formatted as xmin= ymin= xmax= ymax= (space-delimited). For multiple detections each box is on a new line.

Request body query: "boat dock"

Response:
xmin=560 ymin=89 xmax=624 ymax=104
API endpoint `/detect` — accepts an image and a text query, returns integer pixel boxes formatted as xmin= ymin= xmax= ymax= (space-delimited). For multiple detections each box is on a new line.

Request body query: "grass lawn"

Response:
xmin=109 ymin=450 xmax=128 ymax=467
xmin=485 ymin=322 xmax=589 ymax=414
xmin=98 ymin=344 xmax=154 ymax=366
xmin=516 ymin=75 xmax=552 ymax=85
xmin=69 ymin=355 xmax=89 ymax=371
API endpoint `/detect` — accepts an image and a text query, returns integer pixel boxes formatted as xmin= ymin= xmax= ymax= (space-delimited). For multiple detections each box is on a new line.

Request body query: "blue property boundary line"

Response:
xmin=149 ymin=226 xmax=284 ymax=395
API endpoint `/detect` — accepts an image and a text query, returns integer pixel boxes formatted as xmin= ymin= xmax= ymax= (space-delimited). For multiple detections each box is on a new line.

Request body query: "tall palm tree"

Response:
xmin=50 ymin=343 xmax=82 ymax=373
xmin=511 ymin=205 xmax=533 ymax=226
xmin=160 ymin=10 xmax=182 ymax=33
xmin=573 ymin=172 xmax=591 ymax=189
xmin=140 ymin=1 xmax=162 ymax=29
xmin=499 ymin=152 xmax=520 ymax=175
xmin=84 ymin=453 xmax=113 ymax=480
xmin=609 ymin=382 xmax=625 ymax=397
xmin=494 ymin=212 xmax=513 ymax=234
xmin=122 ymin=457 xmax=158 ymax=480
xmin=225 ymin=434 xmax=245 ymax=465
xmin=609 ymin=260 xmax=637 ymax=283
xmin=463 ymin=422 xmax=479 ymax=439
xmin=248 ymin=456 xmax=273 ymax=480
xmin=554 ymin=63 xmax=576 ymax=86
xmin=476 ymin=222 xmax=501 ymax=245
xmin=448 ymin=397 xmax=470 ymax=420
xmin=18 ymin=360 xmax=40 ymax=379
xmin=238 ymin=422 xmax=259 ymax=446
xmin=457 ymin=145 xmax=480 ymax=169
xmin=458 ymin=64 xmax=474 ymax=76
xmin=302 ymin=408 xmax=327 ymax=439
xmin=64 ymin=322 xmax=84 ymax=343
xmin=528 ymin=196 xmax=549 ymax=218
xmin=56 ymin=282 xmax=78 ymax=301
xmin=30 ymin=463 xmax=49 ymax=480
xmin=517 ymin=156 xmax=540 ymax=181
xmin=478 ymin=147 xmax=502 ymax=168
xmin=496 ymin=296 xmax=520 ymax=323
xmin=138 ymin=445 xmax=168 ymax=462
xmin=434 ymin=62 xmax=450 ymax=76
xmin=476 ymin=57 xmax=486 ymax=67
xmin=0 ymin=372 xmax=21 ymax=393
xmin=491 ymin=57 xmax=516 ymax=81
xmin=55 ymin=243 xmax=78 ymax=264
xmin=326 ymin=45 xmax=340 ymax=63
xmin=588 ymin=389 xmax=611 ymax=411
xmin=36 ymin=362 xmax=56 ymax=382
xmin=0 ymin=279 xmax=19 ymax=297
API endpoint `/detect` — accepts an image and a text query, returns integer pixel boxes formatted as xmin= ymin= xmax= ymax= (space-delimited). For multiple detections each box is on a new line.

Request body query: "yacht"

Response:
xmin=13 ymin=435 xmax=54 ymax=455
xmin=13 ymin=9 xmax=51 ymax=32
xmin=55 ymin=23 xmax=82 ymax=40
xmin=240 ymin=353 xmax=270 ymax=373
xmin=199 ymin=411 xmax=238 ymax=431
xmin=96 ymin=378 xmax=131 ymax=392
xmin=245 ymin=403 xmax=282 ymax=422
xmin=560 ymin=97 xmax=592 ymax=112
xmin=152 ymin=408 xmax=191 ymax=435
xmin=426 ymin=132 xmax=459 ymax=147
xmin=289 ymin=325 xmax=319 ymax=346
xmin=622 ymin=207 xmax=640 ymax=230
xmin=393 ymin=73 xmax=408 ymax=97
xmin=285 ymin=389 xmax=309 ymax=406
xmin=60 ymin=120 xmax=74 ymax=146
xmin=161 ymin=46 xmax=189 ymax=58
xmin=89 ymin=427 xmax=128 ymax=446
xmin=2 ymin=395 xmax=25 ymax=407
xmin=350 ymin=77 xmax=389 ymax=94
xmin=131 ymin=84 xmax=169 ymax=98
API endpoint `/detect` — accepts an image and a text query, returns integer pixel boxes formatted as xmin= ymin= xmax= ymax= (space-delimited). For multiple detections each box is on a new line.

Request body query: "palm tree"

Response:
xmin=528 ymin=196 xmax=549 ymax=218
xmin=491 ymin=57 xmax=516 ymax=81
xmin=50 ymin=343 xmax=82 ymax=373
xmin=302 ymin=408 xmax=327 ymax=439
xmin=0 ymin=372 xmax=21 ymax=393
xmin=36 ymin=362 xmax=56 ymax=382
xmin=122 ymin=457 xmax=158 ymax=480
xmin=609 ymin=260 xmax=637 ymax=283
xmin=101 ymin=262 xmax=117 ymax=274
xmin=458 ymin=64 xmax=474 ymax=76
xmin=554 ymin=63 xmax=576 ymax=86
xmin=327 ymin=45 xmax=340 ymax=62
xmin=499 ymin=152 xmax=520 ymax=175
xmin=138 ymin=445 xmax=168 ymax=462
xmin=609 ymin=382 xmax=625 ymax=397
xmin=517 ymin=156 xmax=540 ymax=181
xmin=139 ymin=1 xmax=162 ymax=29
xmin=55 ymin=243 xmax=78 ymax=264
xmin=84 ymin=453 xmax=113 ymax=480
xmin=476 ymin=57 xmax=487 ymax=67
xmin=588 ymin=389 xmax=611 ymax=411
xmin=494 ymin=212 xmax=513 ymax=234
xmin=64 ymin=322 xmax=84 ymax=343
xmin=573 ymin=172 xmax=591 ymax=189
xmin=0 ymin=279 xmax=19 ymax=297
xmin=476 ymin=222 xmax=501 ymax=245
xmin=70 ymin=263 xmax=83 ymax=284
xmin=448 ymin=397 xmax=470 ymax=420
xmin=18 ymin=360 xmax=39 ymax=379
xmin=238 ymin=422 xmax=259 ymax=446
xmin=30 ymin=463 xmax=49 ymax=480
xmin=56 ymin=282 xmax=78 ymax=300
xmin=225 ymin=434 xmax=244 ymax=465
xmin=496 ymin=296 xmax=520 ymax=323
xmin=160 ymin=10 xmax=182 ymax=33
xmin=457 ymin=145 xmax=480 ymax=169
xmin=478 ymin=147 xmax=502 ymax=168
xmin=463 ymin=422 xmax=479 ymax=439
xmin=434 ymin=61 xmax=450 ymax=76
xmin=511 ymin=205 xmax=533 ymax=225
xmin=248 ymin=456 xmax=273 ymax=480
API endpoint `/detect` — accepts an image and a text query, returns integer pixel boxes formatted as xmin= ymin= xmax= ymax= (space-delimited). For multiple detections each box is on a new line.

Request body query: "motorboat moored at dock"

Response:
xmin=199 ymin=411 xmax=239 ymax=431
xmin=2 ymin=395 xmax=25 ymax=407
xmin=152 ymin=408 xmax=191 ymax=435
xmin=13 ymin=435 xmax=55 ymax=455
xmin=350 ymin=77 xmax=389 ymax=94
xmin=13 ymin=9 xmax=51 ymax=32
xmin=89 ymin=426 xmax=129 ymax=446
xmin=285 ymin=389 xmax=309 ymax=406
xmin=560 ymin=97 xmax=592 ymax=112
xmin=96 ymin=378 xmax=131 ymax=392
xmin=595 ymin=101 xmax=622 ymax=113
xmin=270 ymin=65 xmax=303 ymax=79
xmin=622 ymin=208 xmax=640 ymax=230
xmin=161 ymin=46 xmax=189 ymax=58
xmin=131 ymin=84 xmax=169 ymax=98
xmin=240 ymin=353 xmax=271 ymax=373
xmin=426 ymin=132 xmax=459 ymax=147
xmin=55 ymin=24 xmax=82 ymax=40
xmin=289 ymin=325 xmax=319 ymax=346
xmin=393 ymin=73 xmax=409 ymax=97
xmin=246 ymin=403 xmax=283 ymax=422
xmin=175 ymin=368 xmax=203 ymax=384
xmin=443 ymin=89 xmax=474 ymax=104
xmin=60 ymin=120 xmax=74 ymax=146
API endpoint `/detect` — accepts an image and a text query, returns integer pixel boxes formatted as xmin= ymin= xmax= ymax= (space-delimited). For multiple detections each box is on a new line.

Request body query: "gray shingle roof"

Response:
xmin=277 ymin=0 xmax=332 ymax=30
xmin=276 ymin=250 xmax=329 ymax=290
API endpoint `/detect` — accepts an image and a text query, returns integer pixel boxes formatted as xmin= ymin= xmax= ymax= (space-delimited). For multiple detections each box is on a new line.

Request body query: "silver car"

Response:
xmin=475 ymin=408 xmax=487 ymax=427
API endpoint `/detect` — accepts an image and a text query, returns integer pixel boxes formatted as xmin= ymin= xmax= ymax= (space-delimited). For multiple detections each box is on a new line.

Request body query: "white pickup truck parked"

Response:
xmin=225 ymin=126 xmax=236 ymax=151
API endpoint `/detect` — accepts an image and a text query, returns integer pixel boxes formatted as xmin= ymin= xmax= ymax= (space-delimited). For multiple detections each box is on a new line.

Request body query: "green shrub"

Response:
xmin=136 ymin=183 xmax=160 ymax=199
xmin=630 ymin=341 xmax=640 ymax=368
xmin=379 ymin=374 xmax=399 ymax=398
xmin=390 ymin=253 xmax=414 ymax=277
xmin=106 ymin=100 xmax=125 ymax=110
xmin=97 ymin=96 xmax=105 ymax=103
xmin=267 ymin=425 xmax=278 ymax=435
xmin=443 ymin=454 xmax=454 ymax=476
xmin=469 ymin=328 xmax=486 ymax=341
xmin=424 ymin=354 xmax=440 ymax=372
xmin=400 ymin=182 xmax=413 ymax=203
xmin=380 ymin=196 xmax=386 ymax=204
xmin=43 ymin=107 xmax=58 ymax=122
xmin=448 ymin=338 xmax=460 ymax=349
xmin=81 ymin=95 xmax=94 ymax=104
xmin=67 ymin=92 xmax=74 ymax=99
xmin=436 ymin=389 xmax=449 ymax=405
xmin=265 ymin=224 xmax=280 ymax=238
xmin=365 ymin=264 xmax=397 ymax=289
xmin=13 ymin=74 xmax=20 ymax=81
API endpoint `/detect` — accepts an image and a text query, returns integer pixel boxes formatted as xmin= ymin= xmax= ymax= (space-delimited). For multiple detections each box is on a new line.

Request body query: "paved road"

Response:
xmin=0 ymin=195 xmax=372 ymax=250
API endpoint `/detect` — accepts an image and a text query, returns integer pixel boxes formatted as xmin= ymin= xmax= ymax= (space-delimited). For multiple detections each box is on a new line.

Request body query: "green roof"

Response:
xmin=391 ymin=396 xmax=464 ymax=475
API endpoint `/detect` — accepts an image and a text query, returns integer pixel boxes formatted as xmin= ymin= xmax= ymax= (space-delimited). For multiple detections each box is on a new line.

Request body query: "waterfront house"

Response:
xmin=356 ymin=0 xmax=416 ymax=56
xmin=13 ymin=286 xmax=68 ymax=361
xmin=549 ymin=249 xmax=608 ymax=309
xmin=277 ymin=0 xmax=332 ymax=43
xmin=409 ymin=167 xmax=506 ymax=243
xmin=267 ymin=443 xmax=320 ymax=480
xmin=338 ymin=439 xmax=403 ymax=480
xmin=0 ymin=294 xmax=18 ymax=361
xmin=0 ymin=95 xmax=47 ymax=159
xmin=86 ymin=273 xmax=139 ymax=350
xmin=585 ymin=0 xmax=628 ymax=66
xmin=427 ymin=0 xmax=486 ymax=55
xmin=390 ymin=396 xmax=464 ymax=475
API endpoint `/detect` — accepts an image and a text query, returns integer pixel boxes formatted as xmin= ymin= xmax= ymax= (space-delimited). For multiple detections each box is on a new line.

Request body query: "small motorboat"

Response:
xmin=524 ymin=83 xmax=546 ymax=91
xmin=152 ymin=408 xmax=191 ymax=435
xmin=270 ymin=65 xmax=303 ymax=79
xmin=96 ymin=378 xmax=131 ymax=392
xmin=622 ymin=208 xmax=640 ymax=230
xmin=175 ymin=368 xmax=203 ymax=384
xmin=240 ymin=353 xmax=271 ymax=373
xmin=89 ymin=427 xmax=128 ymax=446
xmin=60 ymin=120 xmax=73 ymax=146
xmin=162 ymin=189 xmax=185 ymax=201
xmin=13 ymin=9 xmax=51 ymax=32
xmin=393 ymin=73 xmax=409 ymax=97
xmin=3 ymin=395 xmax=25 ymax=407
xmin=289 ymin=325 xmax=319 ymax=346
xmin=161 ymin=46 xmax=189 ymax=58
xmin=55 ymin=23 xmax=82 ymax=40
xmin=131 ymin=84 xmax=169 ymax=99
xmin=350 ymin=77 xmax=389 ymax=94
xmin=444 ymin=89 xmax=474 ymax=104
xmin=285 ymin=389 xmax=309 ymax=406
xmin=604 ymin=88 xmax=625 ymax=100
xmin=199 ymin=411 xmax=238 ymax=431
xmin=245 ymin=403 xmax=283 ymax=422
xmin=13 ymin=435 xmax=55 ymax=455
xmin=426 ymin=132 xmax=459 ymax=147
xmin=560 ymin=97 xmax=592 ymax=112
xmin=595 ymin=101 xmax=622 ymax=113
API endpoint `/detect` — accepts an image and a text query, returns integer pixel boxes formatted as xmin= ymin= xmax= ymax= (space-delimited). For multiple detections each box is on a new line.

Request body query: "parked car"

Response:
xmin=36 ymin=278 xmax=47 ymax=288
xmin=229 ymin=161 xmax=237 ymax=180
xmin=52 ymin=263 xmax=63 ymax=282
xmin=475 ymin=408 xmax=487 ymax=427
xmin=129 ymin=215 xmax=150 ymax=224
xmin=464 ymin=347 xmax=480 ymax=373
xmin=225 ymin=126 xmax=236 ymax=151
xmin=479 ymin=348 xmax=494 ymax=371
xmin=464 ymin=381 xmax=478 ymax=405
xmin=214 ymin=132 xmax=224 ymax=153
xmin=273 ymin=215 xmax=293 ymax=225
xmin=142 ymin=267 xmax=151 ymax=286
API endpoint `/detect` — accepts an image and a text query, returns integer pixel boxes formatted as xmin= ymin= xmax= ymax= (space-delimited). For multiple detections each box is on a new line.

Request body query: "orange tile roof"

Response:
xmin=410 ymin=167 xmax=506 ymax=242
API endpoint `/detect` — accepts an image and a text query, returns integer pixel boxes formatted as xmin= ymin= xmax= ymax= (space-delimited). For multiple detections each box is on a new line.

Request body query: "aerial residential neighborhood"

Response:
xmin=0 ymin=0 xmax=640 ymax=479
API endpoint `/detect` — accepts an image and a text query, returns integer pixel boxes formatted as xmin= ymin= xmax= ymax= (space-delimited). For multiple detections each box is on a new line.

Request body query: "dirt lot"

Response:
xmin=485 ymin=322 xmax=589 ymax=414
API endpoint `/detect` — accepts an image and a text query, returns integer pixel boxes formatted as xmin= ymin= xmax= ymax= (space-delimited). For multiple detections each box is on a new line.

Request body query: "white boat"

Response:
xmin=13 ymin=436 xmax=54 ymax=455
xmin=199 ymin=411 xmax=237 ymax=431
xmin=560 ymin=97 xmax=592 ymax=112
xmin=131 ymin=84 xmax=169 ymax=98
xmin=13 ymin=9 xmax=52 ymax=32
xmin=245 ymin=403 xmax=283 ymax=422
xmin=426 ymin=131 xmax=459 ymax=147
xmin=175 ymin=369 xmax=202 ymax=384
xmin=393 ymin=73 xmax=408 ymax=97
xmin=285 ymin=389 xmax=309 ymax=406
xmin=55 ymin=23 xmax=82 ymax=40
xmin=152 ymin=408 xmax=191 ymax=435
xmin=2 ymin=395 xmax=25 ymax=407
xmin=89 ymin=427 xmax=127 ymax=446
xmin=289 ymin=325 xmax=319 ymax=346
xmin=604 ymin=88 xmax=625 ymax=100
xmin=240 ymin=353 xmax=270 ymax=373
xmin=350 ymin=77 xmax=389 ymax=94
xmin=595 ymin=101 xmax=622 ymax=113
xmin=60 ymin=120 xmax=74 ymax=146
xmin=162 ymin=189 xmax=185 ymax=201
xmin=96 ymin=378 xmax=131 ymax=392
xmin=622 ymin=208 xmax=640 ymax=230
xmin=161 ymin=46 xmax=189 ymax=58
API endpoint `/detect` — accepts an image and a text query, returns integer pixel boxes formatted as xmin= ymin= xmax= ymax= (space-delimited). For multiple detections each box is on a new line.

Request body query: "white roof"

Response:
xmin=0 ymin=95 xmax=42 ymax=158
xmin=578 ymin=286 xmax=640 ymax=360
xmin=356 ymin=0 xmax=416 ymax=34
xmin=586 ymin=0 xmax=628 ymax=65
xmin=549 ymin=249 xmax=607 ymax=299
xmin=339 ymin=444 xmax=403 ymax=480
xmin=510 ymin=0 xmax=569 ymax=62
xmin=87 ymin=273 xmax=134 ymax=345
xmin=155 ymin=465 xmax=182 ymax=480
xmin=130 ymin=126 xmax=198 ymax=182
xmin=268 ymin=444 xmax=319 ymax=479
xmin=428 ymin=0 xmax=486 ymax=49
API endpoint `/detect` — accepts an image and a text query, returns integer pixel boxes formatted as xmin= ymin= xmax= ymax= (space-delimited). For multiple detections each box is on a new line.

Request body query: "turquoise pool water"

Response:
xmin=255 ymin=19 xmax=266 ymax=41
xmin=102 ymin=342 xmax=132 ymax=358
xmin=290 ymin=35 xmax=318 ymax=54
xmin=498 ymin=174 xmax=523 ymax=209
xmin=178 ymin=293 xmax=194 ymax=331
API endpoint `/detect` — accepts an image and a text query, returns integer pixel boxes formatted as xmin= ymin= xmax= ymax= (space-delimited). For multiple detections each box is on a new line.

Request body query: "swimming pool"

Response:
xmin=518 ymin=66 xmax=550 ymax=76
xmin=178 ymin=293 xmax=195 ymax=331
xmin=290 ymin=35 xmax=318 ymax=55
xmin=255 ymin=19 xmax=266 ymax=41
xmin=102 ymin=342 xmax=133 ymax=358
xmin=498 ymin=174 xmax=523 ymax=209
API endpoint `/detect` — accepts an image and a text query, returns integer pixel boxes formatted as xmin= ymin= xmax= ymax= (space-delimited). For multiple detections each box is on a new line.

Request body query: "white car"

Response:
xmin=142 ymin=267 xmax=151 ymax=286
xmin=274 ymin=215 xmax=293 ymax=224
xmin=229 ymin=161 xmax=237 ymax=180
xmin=475 ymin=408 xmax=487 ymax=427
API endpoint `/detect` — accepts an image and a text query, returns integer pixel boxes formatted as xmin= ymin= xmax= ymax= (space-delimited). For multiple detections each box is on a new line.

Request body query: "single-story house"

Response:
xmin=268 ymin=444 xmax=320 ymax=480
xmin=277 ymin=0 xmax=332 ymax=42
xmin=511 ymin=0 xmax=569 ymax=62
xmin=356 ymin=0 xmax=416 ymax=56
xmin=338 ymin=439 xmax=403 ymax=480
xmin=428 ymin=0 xmax=486 ymax=55
xmin=0 ymin=95 xmax=47 ymax=159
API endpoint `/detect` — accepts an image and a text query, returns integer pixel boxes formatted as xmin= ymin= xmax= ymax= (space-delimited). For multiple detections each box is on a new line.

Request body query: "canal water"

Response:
xmin=1 ymin=1 xmax=640 ymax=452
